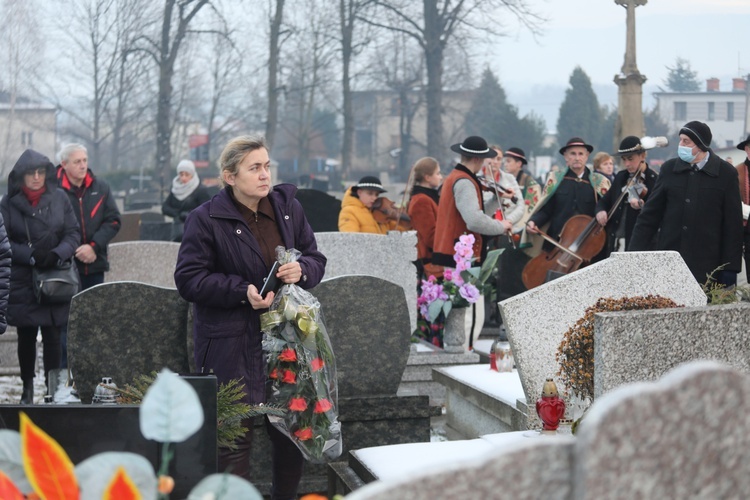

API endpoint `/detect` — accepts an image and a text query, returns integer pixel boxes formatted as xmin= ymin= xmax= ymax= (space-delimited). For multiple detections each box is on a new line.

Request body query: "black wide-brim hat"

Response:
xmin=738 ymin=134 xmax=750 ymax=151
xmin=613 ymin=136 xmax=645 ymax=157
xmin=505 ymin=147 xmax=527 ymax=165
xmin=450 ymin=136 xmax=497 ymax=159
xmin=559 ymin=137 xmax=594 ymax=155
xmin=352 ymin=175 xmax=386 ymax=194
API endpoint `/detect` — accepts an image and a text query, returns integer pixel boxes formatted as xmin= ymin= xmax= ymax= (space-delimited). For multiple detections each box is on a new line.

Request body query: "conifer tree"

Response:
xmin=556 ymin=67 xmax=602 ymax=152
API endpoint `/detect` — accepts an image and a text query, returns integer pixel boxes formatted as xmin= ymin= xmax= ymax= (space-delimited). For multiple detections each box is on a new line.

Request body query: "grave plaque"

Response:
xmin=68 ymin=282 xmax=190 ymax=403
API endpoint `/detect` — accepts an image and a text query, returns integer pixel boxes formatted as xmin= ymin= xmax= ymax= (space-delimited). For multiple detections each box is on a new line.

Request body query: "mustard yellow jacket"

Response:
xmin=338 ymin=188 xmax=392 ymax=234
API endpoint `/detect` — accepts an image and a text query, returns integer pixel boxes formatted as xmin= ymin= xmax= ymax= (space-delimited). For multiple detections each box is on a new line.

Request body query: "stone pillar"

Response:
xmin=614 ymin=0 xmax=647 ymax=150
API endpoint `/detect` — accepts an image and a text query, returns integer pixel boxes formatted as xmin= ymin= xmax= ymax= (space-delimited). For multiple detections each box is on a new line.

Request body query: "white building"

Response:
xmin=0 ymin=92 xmax=57 ymax=177
xmin=654 ymin=77 xmax=748 ymax=150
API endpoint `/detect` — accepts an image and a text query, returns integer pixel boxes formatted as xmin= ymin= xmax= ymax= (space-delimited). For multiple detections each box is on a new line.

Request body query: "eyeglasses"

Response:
xmin=25 ymin=168 xmax=46 ymax=177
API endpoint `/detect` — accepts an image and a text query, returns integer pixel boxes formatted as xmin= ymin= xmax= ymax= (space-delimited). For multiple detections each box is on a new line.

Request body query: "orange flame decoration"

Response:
xmin=20 ymin=412 xmax=80 ymax=500
xmin=103 ymin=467 xmax=141 ymax=500
xmin=0 ymin=470 xmax=24 ymax=500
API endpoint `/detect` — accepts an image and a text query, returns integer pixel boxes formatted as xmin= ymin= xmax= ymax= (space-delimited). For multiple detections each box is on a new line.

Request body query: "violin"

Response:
xmin=372 ymin=197 xmax=413 ymax=231
xmin=478 ymin=176 xmax=518 ymax=204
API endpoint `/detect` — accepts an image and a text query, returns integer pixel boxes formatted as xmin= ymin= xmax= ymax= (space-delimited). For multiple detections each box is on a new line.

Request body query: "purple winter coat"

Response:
xmin=174 ymin=183 xmax=326 ymax=404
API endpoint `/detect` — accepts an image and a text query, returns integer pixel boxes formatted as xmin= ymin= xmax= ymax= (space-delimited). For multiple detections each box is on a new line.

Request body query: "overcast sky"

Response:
xmin=477 ymin=0 xmax=750 ymax=130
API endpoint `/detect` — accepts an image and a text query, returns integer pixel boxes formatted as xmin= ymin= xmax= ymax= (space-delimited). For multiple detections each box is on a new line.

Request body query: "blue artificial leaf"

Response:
xmin=442 ymin=300 xmax=453 ymax=318
xmin=76 ymin=452 xmax=157 ymax=500
xmin=0 ymin=430 xmax=31 ymax=493
xmin=187 ymin=473 xmax=263 ymax=500
xmin=139 ymin=368 xmax=204 ymax=443
xmin=427 ymin=299 xmax=444 ymax=322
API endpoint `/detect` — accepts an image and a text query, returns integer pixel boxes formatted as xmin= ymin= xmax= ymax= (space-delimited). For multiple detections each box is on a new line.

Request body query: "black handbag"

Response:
xmin=31 ymin=260 xmax=80 ymax=304
xmin=24 ymin=218 xmax=80 ymax=304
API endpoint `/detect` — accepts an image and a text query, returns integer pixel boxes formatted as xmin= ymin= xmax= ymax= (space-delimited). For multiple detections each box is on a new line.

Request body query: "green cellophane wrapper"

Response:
xmin=260 ymin=247 xmax=341 ymax=463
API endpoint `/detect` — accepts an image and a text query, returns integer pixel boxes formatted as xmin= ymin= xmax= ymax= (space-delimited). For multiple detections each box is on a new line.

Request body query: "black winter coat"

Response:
xmin=596 ymin=166 xmax=658 ymax=253
xmin=0 ymin=150 xmax=81 ymax=327
xmin=162 ymin=184 xmax=211 ymax=241
xmin=57 ymin=167 xmax=121 ymax=275
xmin=0 ymin=213 xmax=11 ymax=334
xmin=629 ymin=153 xmax=743 ymax=283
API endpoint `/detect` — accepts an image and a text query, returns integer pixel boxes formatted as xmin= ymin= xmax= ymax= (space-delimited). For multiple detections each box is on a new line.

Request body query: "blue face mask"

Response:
xmin=678 ymin=145 xmax=696 ymax=163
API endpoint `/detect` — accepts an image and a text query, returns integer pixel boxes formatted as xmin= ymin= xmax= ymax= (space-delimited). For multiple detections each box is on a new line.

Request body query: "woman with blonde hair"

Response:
xmin=593 ymin=151 xmax=615 ymax=182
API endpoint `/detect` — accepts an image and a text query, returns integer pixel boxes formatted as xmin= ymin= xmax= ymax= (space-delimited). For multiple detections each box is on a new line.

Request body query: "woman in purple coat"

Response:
xmin=174 ymin=136 xmax=326 ymax=499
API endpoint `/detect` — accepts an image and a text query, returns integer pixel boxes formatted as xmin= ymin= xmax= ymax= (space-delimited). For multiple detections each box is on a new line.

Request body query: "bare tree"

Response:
xmin=0 ymin=0 xmax=45 ymax=173
xmin=368 ymin=0 xmax=541 ymax=160
xmin=133 ymin=0 xmax=210 ymax=191
xmin=281 ymin=0 xmax=339 ymax=178
xmin=339 ymin=0 xmax=374 ymax=179
xmin=266 ymin=0 xmax=285 ymax=150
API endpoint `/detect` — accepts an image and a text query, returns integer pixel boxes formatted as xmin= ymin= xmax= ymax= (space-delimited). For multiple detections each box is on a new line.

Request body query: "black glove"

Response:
xmin=715 ymin=270 xmax=737 ymax=288
xmin=31 ymin=248 xmax=49 ymax=267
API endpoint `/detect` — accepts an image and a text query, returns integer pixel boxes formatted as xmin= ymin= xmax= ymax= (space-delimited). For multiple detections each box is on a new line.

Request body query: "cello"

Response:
xmin=521 ymin=163 xmax=646 ymax=289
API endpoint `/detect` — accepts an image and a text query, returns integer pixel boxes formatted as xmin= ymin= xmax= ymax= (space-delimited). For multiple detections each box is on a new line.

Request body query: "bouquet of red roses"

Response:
xmin=260 ymin=247 xmax=342 ymax=463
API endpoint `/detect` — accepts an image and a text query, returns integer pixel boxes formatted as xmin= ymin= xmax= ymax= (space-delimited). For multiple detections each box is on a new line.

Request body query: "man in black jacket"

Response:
xmin=628 ymin=121 xmax=743 ymax=286
xmin=595 ymin=136 xmax=658 ymax=254
xmin=58 ymin=144 xmax=121 ymax=366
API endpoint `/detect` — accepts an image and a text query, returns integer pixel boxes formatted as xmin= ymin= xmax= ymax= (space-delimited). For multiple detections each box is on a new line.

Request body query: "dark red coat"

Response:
xmin=174 ymin=184 xmax=326 ymax=404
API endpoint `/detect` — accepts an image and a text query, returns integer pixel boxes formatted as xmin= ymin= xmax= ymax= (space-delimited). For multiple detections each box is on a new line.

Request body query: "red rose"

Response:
xmin=269 ymin=368 xmax=279 ymax=380
xmin=282 ymin=370 xmax=296 ymax=384
xmin=294 ymin=427 xmax=313 ymax=441
xmin=289 ymin=397 xmax=308 ymax=412
xmin=278 ymin=348 xmax=297 ymax=362
xmin=311 ymin=358 xmax=325 ymax=372
xmin=314 ymin=399 xmax=333 ymax=413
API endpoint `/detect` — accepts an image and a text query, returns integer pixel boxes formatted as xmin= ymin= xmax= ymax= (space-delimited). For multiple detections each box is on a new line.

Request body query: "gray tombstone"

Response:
xmin=345 ymin=361 xmax=750 ymax=499
xmin=312 ymin=275 xmax=411 ymax=398
xmin=105 ymin=241 xmax=180 ymax=288
xmin=594 ymin=302 xmax=750 ymax=397
xmin=68 ymin=282 xmax=190 ymax=403
xmin=499 ymin=251 xmax=706 ymax=410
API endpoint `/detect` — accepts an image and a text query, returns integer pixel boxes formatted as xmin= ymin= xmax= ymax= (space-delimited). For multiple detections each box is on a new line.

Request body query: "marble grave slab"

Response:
xmin=105 ymin=241 xmax=180 ymax=288
xmin=498 ymin=251 xmax=706 ymax=409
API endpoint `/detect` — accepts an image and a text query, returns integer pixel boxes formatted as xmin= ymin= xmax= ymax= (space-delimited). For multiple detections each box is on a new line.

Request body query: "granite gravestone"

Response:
xmin=594 ymin=302 xmax=750 ymax=397
xmin=498 ymin=251 xmax=706 ymax=412
xmin=295 ymin=189 xmax=341 ymax=232
xmin=250 ymin=275 xmax=431 ymax=495
xmin=68 ymin=282 xmax=190 ymax=403
xmin=105 ymin=241 xmax=180 ymax=288
xmin=345 ymin=361 xmax=750 ymax=499
xmin=314 ymin=231 xmax=418 ymax=331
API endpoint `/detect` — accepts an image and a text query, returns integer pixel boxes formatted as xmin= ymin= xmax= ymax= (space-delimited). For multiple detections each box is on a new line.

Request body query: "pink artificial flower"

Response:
xmin=443 ymin=269 xmax=453 ymax=281
xmin=459 ymin=283 xmax=480 ymax=303
xmin=458 ymin=234 xmax=475 ymax=246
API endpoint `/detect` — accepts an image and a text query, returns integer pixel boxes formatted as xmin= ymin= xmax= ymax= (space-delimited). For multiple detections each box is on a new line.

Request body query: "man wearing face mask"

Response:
xmin=628 ymin=121 xmax=743 ymax=287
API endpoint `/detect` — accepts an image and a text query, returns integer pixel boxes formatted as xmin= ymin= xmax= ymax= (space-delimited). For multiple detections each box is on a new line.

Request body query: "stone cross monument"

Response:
xmin=614 ymin=0 xmax=647 ymax=148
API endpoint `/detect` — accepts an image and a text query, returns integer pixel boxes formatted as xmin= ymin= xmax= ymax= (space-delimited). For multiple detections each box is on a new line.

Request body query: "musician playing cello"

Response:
xmin=595 ymin=136 xmax=658 ymax=255
xmin=525 ymin=137 xmax=610 ymax=256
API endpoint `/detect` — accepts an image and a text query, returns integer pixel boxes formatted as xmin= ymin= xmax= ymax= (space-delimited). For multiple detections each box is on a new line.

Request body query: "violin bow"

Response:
xmin=395 ymin=163 xmax=415 ymax=231
xmin=531 ymin=227 xmax=585 ymax=262
xmin=486 ymin=161 xmax=517 ymax=249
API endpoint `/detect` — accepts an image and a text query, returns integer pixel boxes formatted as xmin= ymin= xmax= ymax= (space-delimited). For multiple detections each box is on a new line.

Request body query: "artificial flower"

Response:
xmin=278 ymin=348 xmax=297 ymax=362
xmin=289 ymin=397 xmax=308 ymax=412
xmin=294 ymin=427 xmax=313 ymax=441
xmin=314 ymin=399 xmax=333 ymax=413
xmin=282 ymin=370 xmax=296 ymax=384
xmin=311 ymin=358 xmax=325 ymax=372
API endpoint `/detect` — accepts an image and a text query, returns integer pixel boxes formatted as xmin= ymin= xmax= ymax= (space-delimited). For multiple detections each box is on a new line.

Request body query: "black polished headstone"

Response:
xmin=0 ymin=375 xmax=217 ymax=499
xmin=311 ymin=275 xmax=412 ymax=397
xmin=295 ymin=189 xmax=341 ymax=232
xmin=68 ymin=282 xmax=191 ymax=403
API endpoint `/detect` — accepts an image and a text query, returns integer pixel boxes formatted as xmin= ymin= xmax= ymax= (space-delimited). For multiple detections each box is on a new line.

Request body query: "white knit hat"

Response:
xmin=176 ymin=159 xmax=196 ymax=175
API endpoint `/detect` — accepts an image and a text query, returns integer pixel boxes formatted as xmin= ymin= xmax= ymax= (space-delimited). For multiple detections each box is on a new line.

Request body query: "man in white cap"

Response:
xmin=629 ymin=121 xmax=743 ymax=286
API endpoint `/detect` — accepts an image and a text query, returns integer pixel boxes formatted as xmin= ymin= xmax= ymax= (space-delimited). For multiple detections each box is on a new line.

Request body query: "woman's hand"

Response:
xmin=247 ymin=284 xmax=274 ymax=310
xmin=277 ymin=262 xmax=303 ymax=284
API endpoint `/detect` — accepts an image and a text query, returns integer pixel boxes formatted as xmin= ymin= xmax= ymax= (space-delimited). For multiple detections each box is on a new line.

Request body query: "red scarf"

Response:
xmin=21 ymin=184 xmax=46 ymax=207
